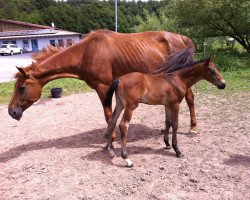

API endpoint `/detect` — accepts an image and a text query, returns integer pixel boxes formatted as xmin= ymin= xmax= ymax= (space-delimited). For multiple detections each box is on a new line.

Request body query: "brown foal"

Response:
xmin=104 ymin=48 xmax=226 ymax=167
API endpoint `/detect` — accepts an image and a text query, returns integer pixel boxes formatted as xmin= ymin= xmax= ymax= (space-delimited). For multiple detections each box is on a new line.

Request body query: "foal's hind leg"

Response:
xmin=106 ymin=94 xmax=124 ymax=158
xmin=119 ymin=107 xmax=135 ymax=167
xmin=185 ymin=88 xmax=198 ymax=134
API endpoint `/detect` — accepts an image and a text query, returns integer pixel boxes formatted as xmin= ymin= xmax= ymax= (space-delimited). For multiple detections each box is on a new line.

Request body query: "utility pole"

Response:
xmin=115 ymin=0 xmax=118 ymax=32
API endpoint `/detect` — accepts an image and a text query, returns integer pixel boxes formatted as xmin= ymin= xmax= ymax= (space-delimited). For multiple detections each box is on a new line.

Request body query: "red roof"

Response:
xmin=0 ymin=19 xmax=55 ymax=30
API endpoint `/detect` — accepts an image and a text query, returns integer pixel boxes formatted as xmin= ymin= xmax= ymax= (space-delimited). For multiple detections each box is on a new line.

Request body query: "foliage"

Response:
xmin=195 ymin=52 xmax=250 ymax=72
xmin=169 ymin=0 xmax=250 ymax=52
xmin=0 ymin=0 xmax=165 ymax=33
xmin=134 ymin=9 xmax=177 ymax=33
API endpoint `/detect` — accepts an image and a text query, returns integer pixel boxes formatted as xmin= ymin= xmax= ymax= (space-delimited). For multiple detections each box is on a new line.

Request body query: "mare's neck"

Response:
xmin=175 ymin=62 xmax=205 ymax=89
xmin=31 ymin=48 xmax=83 ymax=86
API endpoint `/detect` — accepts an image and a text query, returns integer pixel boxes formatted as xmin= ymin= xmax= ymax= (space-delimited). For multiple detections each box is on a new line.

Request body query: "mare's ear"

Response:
xmin=16 ymin=67 xmax=28 ymax=78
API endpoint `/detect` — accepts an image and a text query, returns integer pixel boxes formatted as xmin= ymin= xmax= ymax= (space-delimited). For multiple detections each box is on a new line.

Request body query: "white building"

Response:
xmin=0 ymin=19 xmax=81 ymax=52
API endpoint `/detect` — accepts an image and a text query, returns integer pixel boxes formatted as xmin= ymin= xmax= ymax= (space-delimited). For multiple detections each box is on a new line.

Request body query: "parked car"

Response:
xmin=0 ymin=44 xmax=23 ymax=56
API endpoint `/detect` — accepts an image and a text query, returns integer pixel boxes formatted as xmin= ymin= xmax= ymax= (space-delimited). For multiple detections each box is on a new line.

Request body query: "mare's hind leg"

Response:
xmin=170 ymin=103 xmax=182 ymax=158
xmin=106 ymin=93 xmax=124 ymax=158
xmin=185 ymin=88 xmax=198 ymax=134
xmin=119 ymin=107 xmax=135 ymax=167
xmin=163 ymin=106 xmax=171 ymax=150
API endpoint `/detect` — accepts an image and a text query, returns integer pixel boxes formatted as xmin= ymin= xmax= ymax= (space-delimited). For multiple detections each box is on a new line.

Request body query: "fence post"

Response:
xmin=202 ymin=38 xmax=206 ymax=59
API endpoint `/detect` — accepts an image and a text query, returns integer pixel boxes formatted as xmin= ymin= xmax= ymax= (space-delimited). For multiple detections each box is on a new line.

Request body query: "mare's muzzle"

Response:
xmin=8 ymin=107 xmax=23 ymax=120
xmin=217 ymin=82 xmax=226 ymax=89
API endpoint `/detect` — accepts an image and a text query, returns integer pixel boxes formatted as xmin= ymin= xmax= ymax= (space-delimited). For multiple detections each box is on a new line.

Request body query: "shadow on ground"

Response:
xmin=0 ymin=124 xmax=177 ymax=163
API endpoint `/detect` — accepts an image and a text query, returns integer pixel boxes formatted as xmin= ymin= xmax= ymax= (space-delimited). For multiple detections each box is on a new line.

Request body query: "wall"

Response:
xmin=0 ymin=35 xmax=80 ymax=52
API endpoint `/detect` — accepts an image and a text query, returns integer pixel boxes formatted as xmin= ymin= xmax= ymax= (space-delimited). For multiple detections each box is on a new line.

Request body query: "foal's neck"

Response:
xmin=176 ymin=63 xmax=205 ymax=89
xmin=30 ymin=47 xmax=83 ymax=86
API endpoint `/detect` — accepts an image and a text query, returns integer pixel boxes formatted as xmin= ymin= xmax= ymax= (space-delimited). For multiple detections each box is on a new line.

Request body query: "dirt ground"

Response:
xmin=0 ymin=90 xmax=249 ymax=200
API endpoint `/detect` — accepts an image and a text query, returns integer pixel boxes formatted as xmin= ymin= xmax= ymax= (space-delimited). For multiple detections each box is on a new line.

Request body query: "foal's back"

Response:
xmin=118 ymin=72 xmax=184 ymax=106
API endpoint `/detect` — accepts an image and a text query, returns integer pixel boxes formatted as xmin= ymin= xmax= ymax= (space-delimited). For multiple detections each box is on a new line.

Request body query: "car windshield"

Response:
xmin=0 ymin=44 xmax=8 ymax=48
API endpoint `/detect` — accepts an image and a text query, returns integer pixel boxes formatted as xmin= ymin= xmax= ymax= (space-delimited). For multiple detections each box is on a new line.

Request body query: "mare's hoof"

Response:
xmin=108 ymin=149 xmax=115 ymax=158
xmin=189 ymin=128 xmax=199 ymax=134
xmin=163 ymin=146 xmax=171 ymax=151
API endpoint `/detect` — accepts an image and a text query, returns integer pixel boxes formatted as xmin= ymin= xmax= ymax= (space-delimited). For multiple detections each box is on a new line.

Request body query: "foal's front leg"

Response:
xmin=163 ymin=106 xmax=171 ymax=150
xmin=171 ymin=103 xmax=182 ymax=158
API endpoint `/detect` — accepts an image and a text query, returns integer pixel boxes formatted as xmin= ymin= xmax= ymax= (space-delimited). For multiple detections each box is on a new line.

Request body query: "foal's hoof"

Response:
xmin=108 ymin=149 xmax=116 ymax=158
xmin=104 ymin=133 xmax=109 ymax=139
xmin=161 ymin=129 xmax=165 ymax=134
xmin=176 ymin=152 xmax=184 ymax=158
xmin=125 ymin=159 xmax=133 ymax=168
xmin=163 ymin=146 xmax=171 ymax=151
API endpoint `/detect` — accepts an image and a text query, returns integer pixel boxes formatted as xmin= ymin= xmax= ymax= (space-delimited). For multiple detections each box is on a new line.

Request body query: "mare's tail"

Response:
xmin=104 ymin=80 xmax=120 ymax=107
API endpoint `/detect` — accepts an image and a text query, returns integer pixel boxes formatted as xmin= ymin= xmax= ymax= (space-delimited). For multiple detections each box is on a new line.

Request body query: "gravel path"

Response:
xmin=0 ymin=91 xmax=249 ymax=200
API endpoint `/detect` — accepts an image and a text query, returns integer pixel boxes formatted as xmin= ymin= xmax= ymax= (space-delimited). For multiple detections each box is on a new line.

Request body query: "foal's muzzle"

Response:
xmin=8 ymin=107 xmax=23 ymax=120
xmin=217 ymin=82 xmax=226 ymax=89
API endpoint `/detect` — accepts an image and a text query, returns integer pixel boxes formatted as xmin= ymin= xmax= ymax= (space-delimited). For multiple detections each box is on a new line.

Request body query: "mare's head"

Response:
xmin=203 ymin=54 xmax=226 ymax=89
xmin=8 ymin=67 xmax=42 ymax=120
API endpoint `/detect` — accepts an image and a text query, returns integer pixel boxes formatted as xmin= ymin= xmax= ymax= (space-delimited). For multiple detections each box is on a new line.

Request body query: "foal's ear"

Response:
xmin=209 ymin=54 xmax=215 ymax=62
xmin=16 ymin=67 xmax=28 ymax=77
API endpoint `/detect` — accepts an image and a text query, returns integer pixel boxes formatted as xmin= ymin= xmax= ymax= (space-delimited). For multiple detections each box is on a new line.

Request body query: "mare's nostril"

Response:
xmin=13 ymin=111 xmax=17 ymax=116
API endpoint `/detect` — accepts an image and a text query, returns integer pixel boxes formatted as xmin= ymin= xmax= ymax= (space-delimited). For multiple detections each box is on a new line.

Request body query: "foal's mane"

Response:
xmin=152 ymin=46 xmax=205 ymax=74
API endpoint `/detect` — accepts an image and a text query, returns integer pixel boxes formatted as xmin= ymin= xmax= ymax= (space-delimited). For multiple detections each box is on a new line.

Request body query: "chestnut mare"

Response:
xmin=8 ymin=30 xmax=196 ymax=139
xmin=104 ymin=48 xmax=226 ymax=167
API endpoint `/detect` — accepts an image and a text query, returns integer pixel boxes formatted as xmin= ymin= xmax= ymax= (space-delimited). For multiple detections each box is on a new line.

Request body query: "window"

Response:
xmin=66 ymin=39 xmax=73 ymax=47
xmin=58 ymin=39 xmax=64 ymax=47
xmin=50 ymin=40 xmax=55 ymax=47
xmin=10 ymin=40 xmax=16 ymax=44
xmin=23 ymin=40 xmax=29 ymax=48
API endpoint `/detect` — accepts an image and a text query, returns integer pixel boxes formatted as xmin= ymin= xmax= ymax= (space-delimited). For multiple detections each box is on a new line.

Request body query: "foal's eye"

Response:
xmin=210 ymin=69 xmax=216 ymax=76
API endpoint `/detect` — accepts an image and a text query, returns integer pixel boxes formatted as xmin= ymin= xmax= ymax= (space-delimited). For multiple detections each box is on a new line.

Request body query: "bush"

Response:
xmin=195 ymin=52 xmax=249 ymax=72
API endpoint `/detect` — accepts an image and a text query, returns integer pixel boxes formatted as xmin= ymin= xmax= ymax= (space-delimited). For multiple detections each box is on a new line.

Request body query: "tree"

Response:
xmin=134 ymin=9 xmax=177 ymax=33
xmin=170 ymin=0 xmax=250 ymax=52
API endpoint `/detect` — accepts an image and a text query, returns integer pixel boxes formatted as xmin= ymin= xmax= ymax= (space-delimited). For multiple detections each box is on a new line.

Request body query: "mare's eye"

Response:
xmin=19 ymin=86 xmax=25 ymax=94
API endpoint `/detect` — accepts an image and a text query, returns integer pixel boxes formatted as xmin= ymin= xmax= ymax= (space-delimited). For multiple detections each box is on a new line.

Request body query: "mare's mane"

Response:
xmin=14 ymin=29 xmax=113 ymax=78
xmin=152 ymin=46 xmax=206 ymax=74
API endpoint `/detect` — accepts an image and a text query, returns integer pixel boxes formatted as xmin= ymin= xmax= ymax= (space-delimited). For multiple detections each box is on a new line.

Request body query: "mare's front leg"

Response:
xmin=96 ymin=84 xmax=116 ymax=141
xmin=163 ymin=106 xmax=171 ymax=150
xmin=185 ymin=88 xmax=198 ymax=134
xmin=171 ymin=103 xmax=182 ymax=158
xmin=119 ymin=107 xmax=135 ymax=167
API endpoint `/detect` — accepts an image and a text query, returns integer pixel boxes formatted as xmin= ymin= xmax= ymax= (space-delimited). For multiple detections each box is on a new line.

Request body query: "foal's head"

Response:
xmin=8 ymin=67 xmax=42 ymax=120
xmin=203 ymin=54 xmax=226 ymax=89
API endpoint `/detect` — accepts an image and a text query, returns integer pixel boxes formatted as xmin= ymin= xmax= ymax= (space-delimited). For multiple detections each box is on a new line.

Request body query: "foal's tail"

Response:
xmin=104 ymin=80 xmax=120 ymax=107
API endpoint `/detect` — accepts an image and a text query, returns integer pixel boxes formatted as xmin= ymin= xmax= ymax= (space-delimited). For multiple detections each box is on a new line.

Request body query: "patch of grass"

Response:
xmin=0 ymin=78 xmax=92 ymax=105
xmin=41 ymin=78 xmax=92 ymax=98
